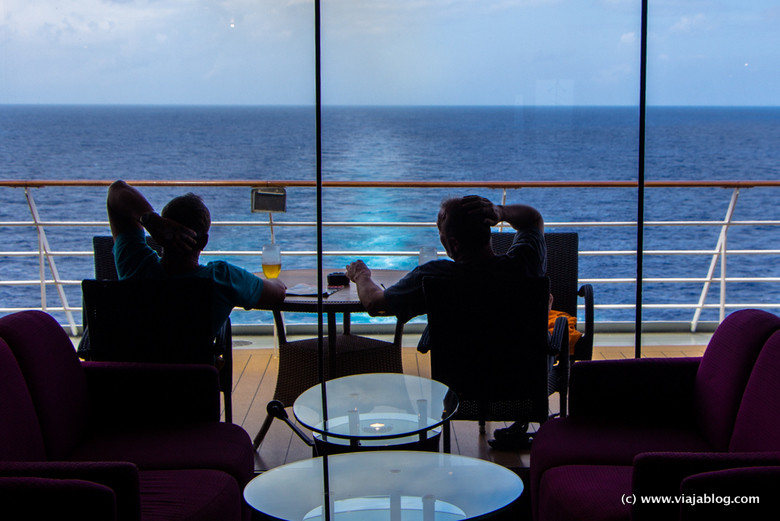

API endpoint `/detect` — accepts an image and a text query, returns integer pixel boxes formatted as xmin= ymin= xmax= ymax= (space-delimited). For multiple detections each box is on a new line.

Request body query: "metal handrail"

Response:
xmin=4 ymin=179 xmax=780 ymax=188
xmin=1 ymin=179 xmax=779 ymax=335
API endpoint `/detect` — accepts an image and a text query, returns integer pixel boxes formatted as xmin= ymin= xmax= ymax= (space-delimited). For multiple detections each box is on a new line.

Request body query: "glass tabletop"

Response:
xmin=293 ymin=373 xmax=458 ymax=441
xmin=244 ymin=451 xmax=524 ymax=521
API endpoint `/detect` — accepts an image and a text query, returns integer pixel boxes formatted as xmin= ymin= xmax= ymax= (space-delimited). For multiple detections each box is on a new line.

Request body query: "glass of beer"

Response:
xmin=262 ymin=243 xmax=281 ymax=279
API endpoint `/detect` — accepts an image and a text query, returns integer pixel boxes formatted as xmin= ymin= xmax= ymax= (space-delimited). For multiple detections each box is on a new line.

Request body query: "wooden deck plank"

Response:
xmin=231 ymin=350 xmax=273 ymax=426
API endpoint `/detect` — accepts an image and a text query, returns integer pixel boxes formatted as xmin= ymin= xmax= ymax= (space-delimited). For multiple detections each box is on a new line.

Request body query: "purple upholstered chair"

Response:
xmin=678 ymin=465 xmax=780 ymax=520
xmin=530 ymin=309 xmax=780 ymax=521
xmin=0 ymin=310 xmax=254 ymax=521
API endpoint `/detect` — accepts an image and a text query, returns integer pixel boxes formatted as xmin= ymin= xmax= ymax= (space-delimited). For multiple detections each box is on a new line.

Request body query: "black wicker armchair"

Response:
xmin=423 ymin=275 xmax=568 ymax=452
xmin=491 ymin=231 xmax=594 ymax=363
xmin=84 ymin=236 xmax=234 ymax=423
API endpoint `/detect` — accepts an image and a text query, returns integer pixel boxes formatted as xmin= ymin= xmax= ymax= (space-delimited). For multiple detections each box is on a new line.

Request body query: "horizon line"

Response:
xmin=2 ymin=103 xmax=779 ymax=109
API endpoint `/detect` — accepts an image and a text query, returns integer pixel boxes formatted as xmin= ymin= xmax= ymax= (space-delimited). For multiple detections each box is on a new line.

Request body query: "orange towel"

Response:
xmin=549 ymin=310 xmax=582 ymax=355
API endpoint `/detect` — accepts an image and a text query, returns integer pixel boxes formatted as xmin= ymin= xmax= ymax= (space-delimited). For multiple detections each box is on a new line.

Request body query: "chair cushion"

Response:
xmin=68 ymin=423 xmax=254 ymax=488
xmin=694 ymin=309 xmax=780 ymax=451
xmin=535 ymin=465 xmax=631 ymax=521
xmin=139 ymin=469 xmax=242 ymax=521
xmin=729 ymin=330 xmax=780 ymax=452
xmin=0 ymin=340 xmax=46 ymax=461
xmin=0 ymin=311 xmax=89 ymax=460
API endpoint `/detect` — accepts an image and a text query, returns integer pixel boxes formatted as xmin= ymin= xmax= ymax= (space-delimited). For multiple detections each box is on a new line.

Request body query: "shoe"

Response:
xmin=488 ymin=432 xmax=533 ymax=450
xmin=488 ymin=423 xmax=533 ymax=450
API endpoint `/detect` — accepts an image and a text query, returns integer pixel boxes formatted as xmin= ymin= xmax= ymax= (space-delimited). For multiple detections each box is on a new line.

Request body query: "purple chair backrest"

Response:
xmin=729 ymin=330 xmax=780 ymax=452
xmin=694 ymin=309 xmax=780 ymax=451
xmin=0 ymin=339 xmax=47 ymax=461
xmin=0 ymin=311 xmax=89 ymax=460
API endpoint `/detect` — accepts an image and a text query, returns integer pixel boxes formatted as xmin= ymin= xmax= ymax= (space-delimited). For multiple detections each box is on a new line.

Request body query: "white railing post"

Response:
xmin=690 ymin=187 xmax=739 ymax=332
xmin=498 ymin=188 xmax=508 ymax=233
xmin=720 ymin=223 xmax=727 ymax=322
xmin=24 ymin=188 xmax=78 ymax=335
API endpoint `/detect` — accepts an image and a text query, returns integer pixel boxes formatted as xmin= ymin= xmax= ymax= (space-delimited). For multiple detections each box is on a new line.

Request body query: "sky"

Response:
xmin=1 ymin=0 xmax=778 ymax=106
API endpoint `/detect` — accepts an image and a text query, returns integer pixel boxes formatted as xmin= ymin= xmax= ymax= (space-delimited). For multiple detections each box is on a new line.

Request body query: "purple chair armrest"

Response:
xmin=0 ymin=477 xmax=118 ymax=521
xmin=568 ymin=357 xmax=701 ymax=423
xmin=82 ymin=362 xmax=221 ymax=427
xmin=679 ymin=466 xmax=780 ymax=519
xmin=0 ymin=461 xmax=140 ymax=521
xmin=631 ymin=451 xmax=780 ymax=521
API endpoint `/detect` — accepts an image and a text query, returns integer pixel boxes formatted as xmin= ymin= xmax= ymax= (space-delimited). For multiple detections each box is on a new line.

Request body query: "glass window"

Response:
xmin=0 ymin=1 xmax=315 ymax=326
xmin=319 ymin=1 xmax=642 ymax=325
xmin=644 ymin=1 xmax=780 ymax=327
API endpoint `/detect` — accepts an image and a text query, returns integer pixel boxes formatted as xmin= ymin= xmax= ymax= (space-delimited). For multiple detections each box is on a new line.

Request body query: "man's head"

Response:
xmin=437 ymin=196 xmax=492 ymax=260
xmin=161 ymin=193 xmax=210 ymax=251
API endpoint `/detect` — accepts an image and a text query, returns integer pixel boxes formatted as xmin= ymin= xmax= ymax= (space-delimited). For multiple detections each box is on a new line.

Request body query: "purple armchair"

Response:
xmin=0 ymin=310 xmax=254 ymax=521
xmin=530 ymin=309 xmax=780 ymax=521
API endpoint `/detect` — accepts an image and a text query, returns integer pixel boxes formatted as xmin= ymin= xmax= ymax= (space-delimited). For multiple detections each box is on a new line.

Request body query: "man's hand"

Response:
xmin=142 ymin=213 xmax=198 ymax=252
xmin=461 ymin=195 xmax=502 ymax=226
xmin=346 ymin=260 xmax=372 ymax=283
xmin=255 ymin=278 xmax=287 ymax=308
xmin=345 ymin=260 xmax=388 ymax=316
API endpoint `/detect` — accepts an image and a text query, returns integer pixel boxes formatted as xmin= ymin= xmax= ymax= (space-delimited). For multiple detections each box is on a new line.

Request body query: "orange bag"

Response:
xmin=548 ymin=310 xmax=582 ymax=355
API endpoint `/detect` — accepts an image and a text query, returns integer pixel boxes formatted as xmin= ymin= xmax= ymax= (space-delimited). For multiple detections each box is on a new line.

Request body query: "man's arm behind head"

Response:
xmin=497 ymin=204 xmax=544 ymax=233
xmin=107 ymin=180 xmax=197 ymax=252
xmin=106 ymin=180 xmax=152 ymax=238
xmin=459 ymin=195 xmax=544 ymax=233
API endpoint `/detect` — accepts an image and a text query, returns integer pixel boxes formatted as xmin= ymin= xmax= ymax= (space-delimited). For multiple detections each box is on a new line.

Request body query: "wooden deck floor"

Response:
xmin=229 ymin=337 xmax=707 ymax=473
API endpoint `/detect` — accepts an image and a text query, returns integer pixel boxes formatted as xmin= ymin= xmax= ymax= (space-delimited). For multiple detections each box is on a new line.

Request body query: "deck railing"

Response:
xmin=1 ymin=179 xmax=779 ymax=336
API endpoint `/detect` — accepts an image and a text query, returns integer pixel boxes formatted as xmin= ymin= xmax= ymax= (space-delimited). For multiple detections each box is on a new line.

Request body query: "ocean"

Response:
xmin=1 ymin=105 xmax=779 ymax=326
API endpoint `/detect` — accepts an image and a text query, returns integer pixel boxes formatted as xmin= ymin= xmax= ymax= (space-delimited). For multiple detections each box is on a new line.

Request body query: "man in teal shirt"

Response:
xmin=107 ymin=180 xmax=286 ymax=336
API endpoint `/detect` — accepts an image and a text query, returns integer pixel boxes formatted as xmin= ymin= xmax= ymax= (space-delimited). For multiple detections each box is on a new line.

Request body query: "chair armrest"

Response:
xmin=83 ymin=362 xmax=221 ymax=427
xmin=568 ymin=357 xmax=701 ymax=423
xmin=550 ymin=316 xmax=570 ymax=416
xmin=574 ymin=284 xmax=594 ymax=361
xmin=0 ymin=461 xmax=140 ymax=521
xmin=549 ymin=316 xmax=569 ymax=356
xmin=631 ymin=451 xmax=780 ymax=521
xmin=0 ymin=477 xmax=118 ymax=520
xmin=679 ymin=466 xmax=779 ymax=519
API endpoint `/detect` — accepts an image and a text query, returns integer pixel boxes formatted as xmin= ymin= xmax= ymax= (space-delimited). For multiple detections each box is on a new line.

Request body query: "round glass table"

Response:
xmin=244 ymin=451 xmax=524 ymax=521
xmin=293 ymin=373 xmax=458 ymax=450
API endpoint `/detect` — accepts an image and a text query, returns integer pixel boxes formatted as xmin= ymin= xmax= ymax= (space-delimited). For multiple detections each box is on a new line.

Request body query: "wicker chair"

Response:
xmin=252 ymin=310 xmax=405 ymax=450
xmin=84 ymin=236 xmax=234 ymax=423
xmin=492 ymin=231 xmax=593 ymax=413
xmin=92 ymin=235 xmax=162 ymax=280
xmin=423 ymin=275 xmax=568 ymax=452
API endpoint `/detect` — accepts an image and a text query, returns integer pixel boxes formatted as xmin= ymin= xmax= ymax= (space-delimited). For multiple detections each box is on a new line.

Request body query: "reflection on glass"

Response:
xmin=302 ymin=495 xmax=465 ymax=521
xmin=243 ymin=451 xmax=523 ymax=521
xmin=294 ymin=374 xmax=456 ymax=442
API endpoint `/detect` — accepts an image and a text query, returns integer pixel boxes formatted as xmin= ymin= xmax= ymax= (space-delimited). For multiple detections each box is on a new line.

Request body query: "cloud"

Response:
xmin=1 ymin=0 xmax=180 ymax=45
xmin=619 ymin=32 xmax=636 ymax=46
xmin=670 ymin=13 xmax=710 ymax=34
